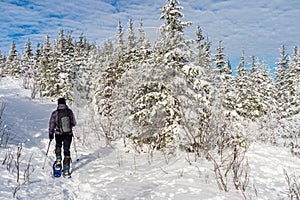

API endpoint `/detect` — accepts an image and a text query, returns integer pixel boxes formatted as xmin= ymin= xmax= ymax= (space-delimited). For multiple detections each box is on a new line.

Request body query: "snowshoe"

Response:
xmin=53 ymin=160 xmax=62 ymax=177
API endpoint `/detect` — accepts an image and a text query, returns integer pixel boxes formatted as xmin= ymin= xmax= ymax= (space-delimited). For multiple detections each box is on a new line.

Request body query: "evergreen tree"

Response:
xmin=20 ymin=40 xmax=34 ymax=89
xmin=94 ymin=21 xmax=126 ymax=117
xmin=31 ymin=42 xmax=43 ymax=99
xmin=59 ymin=31 xmax=76 ymax=101
xmin=213 ymin=41 xmax=229 ymax=75
xmin=234 ymin=52 xmax=254 ymax=118
xmin=154 ymin=0 xmax=193 ymax=68
xmin=235 ymin=55 xmax=275 ymax=118
xmin=126 ymin=18 xmax=136 ymax=53
xmin=82 ymin=45 xmax=100 ymax=105
xmin=137 ymin=19 xmax=151 ymax=60
xmin=117 ymin=0 xmax=211 ymax=154
xmin=47 ymin=29 xmax=75 ymax=101
xmin=73 ymin=34 xmax=96 ymax=106
xmin=125 ymin=0 xmax=194 ymax=150
xmin=237 ymin=50 xmax=248 ymax=76
xmin=6 ymin=41 xmax=19 ymax=77
xmin=284 ymin=46 xmax=300 ymax=116
xmin=274 ymin=45 xmax=290 ymax=117
xmin=137 ymin=19 xmax=151 ymax=51
xmin=116 ymin=20 xmax=124 ymax=58
xmin=195 ymin=24 xmax=211 ymax=74
xmin=40 ymin=34 xmax=57 ymax=97
xmin=0 ymin=51 xmax=6 ymax=77
xmin=249 ymin=58 xmax=276 ymax=116
xmin=210 ymin=41 xmax=235 ymax=120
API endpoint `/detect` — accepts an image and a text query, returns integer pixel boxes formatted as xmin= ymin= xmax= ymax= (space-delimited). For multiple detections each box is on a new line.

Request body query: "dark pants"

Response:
xmin=55 ymin=134 xmax=72 ymax=170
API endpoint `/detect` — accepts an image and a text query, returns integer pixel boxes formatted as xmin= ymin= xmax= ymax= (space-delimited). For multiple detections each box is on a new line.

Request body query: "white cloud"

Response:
xmin=0 ymin=0 xmax=299 ymax=69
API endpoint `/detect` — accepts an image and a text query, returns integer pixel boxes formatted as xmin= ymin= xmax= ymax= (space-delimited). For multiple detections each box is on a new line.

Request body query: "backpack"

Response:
xmin=58 ymin=109 xmax=72 ymax=134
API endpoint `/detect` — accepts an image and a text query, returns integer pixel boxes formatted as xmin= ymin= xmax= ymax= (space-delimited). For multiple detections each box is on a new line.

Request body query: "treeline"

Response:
xmin=0 ymin=30 xmax=96 ymax=101
xmin=0 ymin=0 xmax=299 ymax=155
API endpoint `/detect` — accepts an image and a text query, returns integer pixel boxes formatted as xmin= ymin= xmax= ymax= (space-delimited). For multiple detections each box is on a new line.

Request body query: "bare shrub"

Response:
xmin=2 ymin=144 xmax=35 ymax=197
xmin=91 ymin=114 xmax=116 ymax=147
xmin=15 ymin=143 xmax=23 ymax=183
xmin=0 ymin=102 xmax=7 ymax=147
xmin=30 ymin=81 xmax=41 ymax=99
xmin=2 ymin=147 xmax=14 ymax=172
xmin=284 ymin=169 xmax=300 ymax=200
xmin=23 ymin=154 xmax=34 ymax=183
xmin=13 ymin=184 xmax=21 ymax=198
xmin=209 ymin=136 xmax=250 ymax=197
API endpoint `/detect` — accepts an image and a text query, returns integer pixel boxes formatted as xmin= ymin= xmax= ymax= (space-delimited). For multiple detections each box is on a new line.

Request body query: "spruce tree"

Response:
xmin=285 ymin=46 xmax=300 ymax=116
xmin=0 ymin=51 xmax=6 ymax=77
xmin=137 ymin=19 xmax=151 ymax=51
xmin=116 ymin=19 xmax=124 ymax=58
xmin=126 ymin=18 xmax=136 ymax=53
xmin=121 ymin=0 xmax=212 ymax=154
xmin=249 ymin=58 xmax=276 ymax=117
xmin=31 ymin=42 xmax=43 ymax=99
xmin=20 ymin=40 xmax=34 ymax=89
xmin=73 ymin=34 xmax=95 ymax=106
xmin=6 ymin=41 xmax=19 ymax=77
xmin=274 ymin=45 xmax=290 ymax=117
xmin=40 ymin=34 xmax=58 ymax=97
xmin=94 ymin=21 xmax=125 ymax=117
xmin=195 ymin=24 xmax=211 ymax=74
xmin=154 ymin=0 xmax=193 ymax=68
xmin=213 ymin=41 xmax=228 ymax=75
xmin=237 ymin=50 xmax=248 ymax=76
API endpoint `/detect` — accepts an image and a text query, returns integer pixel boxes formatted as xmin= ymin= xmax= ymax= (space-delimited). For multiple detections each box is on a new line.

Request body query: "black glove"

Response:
xmin=49 ymin=134 xmax=54 ymax=141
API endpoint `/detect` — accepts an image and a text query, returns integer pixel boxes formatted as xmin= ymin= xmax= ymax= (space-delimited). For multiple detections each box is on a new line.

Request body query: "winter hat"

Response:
xmin=58 ymin=98 xmax=66 ymax=105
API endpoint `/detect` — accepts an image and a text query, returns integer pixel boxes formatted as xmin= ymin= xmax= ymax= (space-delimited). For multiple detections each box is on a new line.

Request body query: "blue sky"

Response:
xmin=0 ymin=0 xmax=299 ymax=70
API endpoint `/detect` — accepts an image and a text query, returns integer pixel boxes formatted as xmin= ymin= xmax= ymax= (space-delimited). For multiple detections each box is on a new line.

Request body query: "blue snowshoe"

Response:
xmin=53 ymin=160 xmax=62 ymax=177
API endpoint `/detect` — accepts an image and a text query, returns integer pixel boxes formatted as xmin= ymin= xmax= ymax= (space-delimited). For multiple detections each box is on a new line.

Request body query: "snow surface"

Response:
xmin=0 ymin=77 xmax=299 ymax=200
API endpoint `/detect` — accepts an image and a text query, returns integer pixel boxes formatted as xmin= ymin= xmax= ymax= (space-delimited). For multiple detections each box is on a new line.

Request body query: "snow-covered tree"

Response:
xmin=20 ymin=40 xmax=34 ymax=89
xmin=274 ymin=45 xmax=290 ymax=117
xmin=52 ymin=30 xmax=75 ymax=101
xmin=72 ymin=34 xmax=96 ymax=106
xmin=0 ymin=51 xmax=6 ymax=76
xmin=126 ymin=18 xmax=136 ymax=53
xmin=116 ymin=20 xmax=125 ymax=58
xmin=195 ymin=24 xmax=211 ymax=74
xmin=40 ymin=34 xmax=59 ymax=97
xmin=154 ymin=0 xmax=193 ymax=69
xmin=6 ymin=41 xmax=19 ymax=77
xmin=82 ymin=46 xmax=101 ymax=105
xmin=121 ymin=0 xmax=192 ymax=151
xmin=30 ymin=42 xmax=43 ymax=99
xmin=213 ymin=41 xmax=230 ymax=75
xmin=94 ymin=20 xmax=126 ymax=117
xmin=283 ymin=46 xmax=300 ymax=116
xmin=234 ymin=55 xmax=276 ymax=119
xmin=117 ymin=0 xmax=213 ymax=155
xmin=249 ymin=58 xmax=277 ymax=116
xmin=137 ymin=19 xmax=151 ymax=51
xmin=236 ymin=50 xmax=248 ymax=77
xmin=130 ymin=80 xmax=181 ymax=151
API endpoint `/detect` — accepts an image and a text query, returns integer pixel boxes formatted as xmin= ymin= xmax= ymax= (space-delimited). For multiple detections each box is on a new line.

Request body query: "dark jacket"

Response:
xmin=49 ymin=104 xmax=76 ymax=135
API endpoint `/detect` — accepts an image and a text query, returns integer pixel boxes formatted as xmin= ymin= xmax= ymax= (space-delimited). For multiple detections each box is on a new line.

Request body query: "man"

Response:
xmin=49 ymin=97 xmax=76 ymax=176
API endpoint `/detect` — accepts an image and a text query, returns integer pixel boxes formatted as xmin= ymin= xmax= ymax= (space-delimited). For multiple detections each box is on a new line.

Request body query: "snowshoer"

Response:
xmin=49 ymin=97 xmax=76 ymax=177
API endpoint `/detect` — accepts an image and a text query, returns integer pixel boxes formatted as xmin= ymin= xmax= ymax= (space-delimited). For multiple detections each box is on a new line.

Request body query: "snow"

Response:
xmin=0 ymin=77 xmax=299 ymax=199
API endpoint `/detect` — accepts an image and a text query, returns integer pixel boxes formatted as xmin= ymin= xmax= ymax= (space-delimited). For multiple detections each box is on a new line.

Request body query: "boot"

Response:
xmin=55 ymin=156 xmax=62 ymax=168
xmin=62 ymin=166 xmax=71 ymax=177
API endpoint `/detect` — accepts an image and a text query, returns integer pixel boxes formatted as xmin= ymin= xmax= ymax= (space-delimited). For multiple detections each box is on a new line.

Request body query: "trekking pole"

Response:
xmin=42 ymin=140 xmax=52 ymax=170
xmin=73 ymin=128 xmax=79 ymax=162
